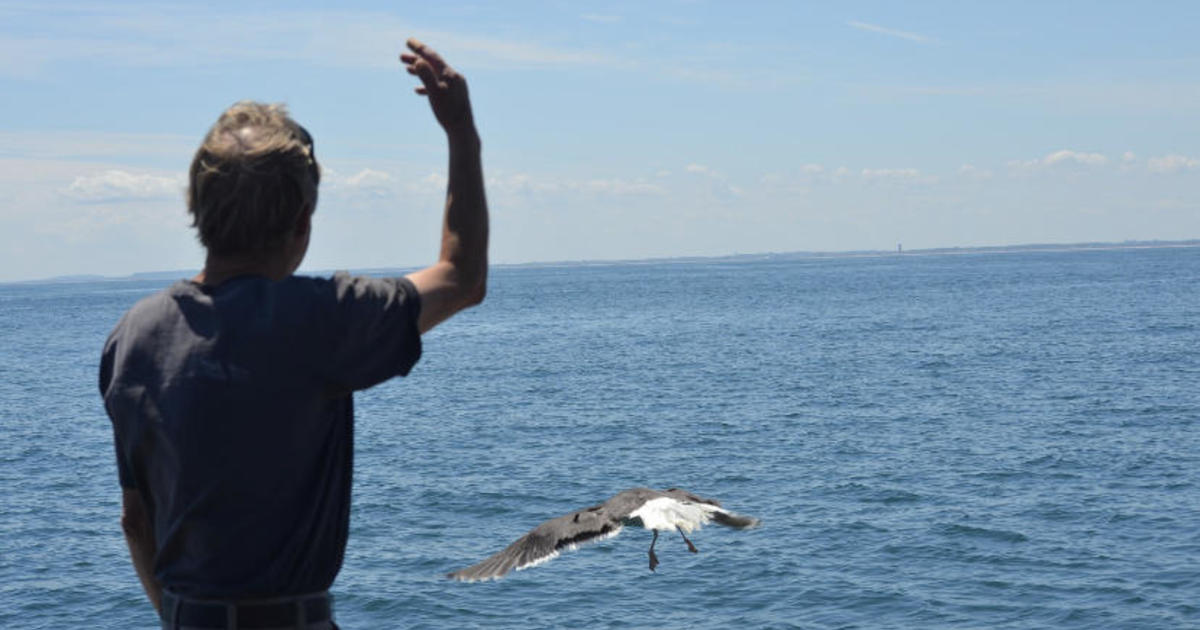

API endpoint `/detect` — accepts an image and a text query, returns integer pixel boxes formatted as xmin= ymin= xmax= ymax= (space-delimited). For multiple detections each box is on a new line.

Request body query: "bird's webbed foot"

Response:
xmin=679 ymin=528 xmax=698 ymax=553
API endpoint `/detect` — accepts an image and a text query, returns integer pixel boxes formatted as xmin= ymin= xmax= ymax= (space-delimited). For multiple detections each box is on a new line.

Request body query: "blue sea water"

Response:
xmin=1 ymin=247 xmax=1198 ymax=629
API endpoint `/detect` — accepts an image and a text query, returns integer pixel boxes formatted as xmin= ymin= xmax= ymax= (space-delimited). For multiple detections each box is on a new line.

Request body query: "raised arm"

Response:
xmin=401 ymin=38 xmax=489 ymax=334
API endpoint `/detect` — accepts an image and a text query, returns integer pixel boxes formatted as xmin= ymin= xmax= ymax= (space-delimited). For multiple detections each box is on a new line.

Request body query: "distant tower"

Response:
xmin=897 ymin=243 xmax=902 ymax=254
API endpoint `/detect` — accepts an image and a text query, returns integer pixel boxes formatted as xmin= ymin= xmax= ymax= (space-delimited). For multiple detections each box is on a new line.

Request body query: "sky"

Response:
xmin=2 ymin=0 xmax=1199 ymax=282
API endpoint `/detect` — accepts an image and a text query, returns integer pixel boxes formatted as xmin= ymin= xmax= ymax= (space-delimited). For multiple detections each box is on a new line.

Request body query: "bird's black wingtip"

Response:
xmin=712 ymin=511 xmax=762 ymax=529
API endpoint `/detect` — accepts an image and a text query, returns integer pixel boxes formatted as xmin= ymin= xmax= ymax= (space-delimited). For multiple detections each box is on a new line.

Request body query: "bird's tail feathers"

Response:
xmin=709 ymin=509 xmax=761 ymax=529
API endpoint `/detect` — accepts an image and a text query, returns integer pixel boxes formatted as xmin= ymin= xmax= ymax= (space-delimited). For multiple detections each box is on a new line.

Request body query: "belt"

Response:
xmin=161 ymin=590 xmax=332 ymax=629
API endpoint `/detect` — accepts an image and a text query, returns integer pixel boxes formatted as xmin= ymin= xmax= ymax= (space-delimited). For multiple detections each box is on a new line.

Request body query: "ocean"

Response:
xmin=1 ymin=247 xmax=1197 ymax=628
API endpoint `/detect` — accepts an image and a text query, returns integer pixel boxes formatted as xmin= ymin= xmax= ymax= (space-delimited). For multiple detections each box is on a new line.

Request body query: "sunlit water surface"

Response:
xmin=2 ymin=247 xmax=1197 ymax=628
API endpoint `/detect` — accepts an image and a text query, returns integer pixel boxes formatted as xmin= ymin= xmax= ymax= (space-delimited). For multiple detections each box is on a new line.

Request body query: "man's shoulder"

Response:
xmin=111 ymin=280 xmax=192 ymax=333
xmin=319 ymin=271 xmax=420 ymax=302
xmin=100 ymin=281 xmax=193 ymax=394
xmin=107 ymin=272 xmax=416 ymax=342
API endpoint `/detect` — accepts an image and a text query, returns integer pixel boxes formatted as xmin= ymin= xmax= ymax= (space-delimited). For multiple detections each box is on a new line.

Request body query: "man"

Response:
xmin=99 ymin=39 xmax=486 ymax=629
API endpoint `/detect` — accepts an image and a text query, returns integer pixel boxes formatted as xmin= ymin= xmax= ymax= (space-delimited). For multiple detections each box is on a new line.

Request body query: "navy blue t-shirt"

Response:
xmin=99 ymin=272 xmax=422 ymax=598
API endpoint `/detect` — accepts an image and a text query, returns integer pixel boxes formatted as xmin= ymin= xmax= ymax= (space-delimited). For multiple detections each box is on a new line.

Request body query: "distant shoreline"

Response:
xmin=499 ymin=239 xmax=1200 ymax=269
xmin=12 ymin=238 xmax=1200 ymax=285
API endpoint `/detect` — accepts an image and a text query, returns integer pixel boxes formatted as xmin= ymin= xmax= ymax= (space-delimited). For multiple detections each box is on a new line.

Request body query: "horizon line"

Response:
xmin=9 ymin=238 xmax=1199 ymax=286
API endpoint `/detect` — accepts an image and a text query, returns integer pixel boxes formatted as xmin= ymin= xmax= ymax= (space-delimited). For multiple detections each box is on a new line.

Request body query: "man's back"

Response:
xmin=101 ymin=273 xmax=422 ymax=598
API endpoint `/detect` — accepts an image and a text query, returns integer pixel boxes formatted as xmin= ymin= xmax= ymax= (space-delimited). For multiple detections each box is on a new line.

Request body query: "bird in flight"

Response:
xmin=447 ymin=487 xmax=760 ymax=582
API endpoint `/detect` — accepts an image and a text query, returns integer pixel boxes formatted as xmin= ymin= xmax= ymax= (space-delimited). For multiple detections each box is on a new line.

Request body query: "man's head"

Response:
xmin=188 ymin=102 xmax=320 ymax=262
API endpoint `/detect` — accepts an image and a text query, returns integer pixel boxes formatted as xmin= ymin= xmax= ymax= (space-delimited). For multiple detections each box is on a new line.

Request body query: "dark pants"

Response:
xmin=160 ymin=590 xmax=337 ymax=630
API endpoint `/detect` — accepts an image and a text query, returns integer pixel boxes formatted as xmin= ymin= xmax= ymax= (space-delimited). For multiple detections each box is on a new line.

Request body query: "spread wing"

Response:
xmin=447 ymin=501 xmax=628 ymax=582
xmin=446 ymin=488 xmax=759 ymax=582
xmin=661 ymin=487 xmax=761 ymax=529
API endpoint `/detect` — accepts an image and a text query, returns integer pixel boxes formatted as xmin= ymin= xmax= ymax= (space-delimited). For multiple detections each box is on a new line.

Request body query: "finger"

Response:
xmin=400 ymin=53 xmax=418 ymax=64
xmin=412 ymin=59 xmax=445 ymax=93
xmin=406 ymin=37 xmax=448 ymax=74
xmin=414 ymin=86 xmax=428 ymax=95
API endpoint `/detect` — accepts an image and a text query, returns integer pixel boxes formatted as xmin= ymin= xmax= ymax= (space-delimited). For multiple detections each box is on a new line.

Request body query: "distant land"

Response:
xmin=14 ymin=239 xmax=1200 ymax=285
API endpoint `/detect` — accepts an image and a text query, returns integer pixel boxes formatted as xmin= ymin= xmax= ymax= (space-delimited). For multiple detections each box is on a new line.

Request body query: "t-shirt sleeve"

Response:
xmin=99 ymin=327 xmax=138 ymax=489
xmin=323 ymin=272 xmax=423 ymax=391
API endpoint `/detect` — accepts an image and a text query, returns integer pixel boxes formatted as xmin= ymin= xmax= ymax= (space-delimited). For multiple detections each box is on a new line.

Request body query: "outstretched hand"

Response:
xmin=401 ymin=38 xmax=475 ymax=136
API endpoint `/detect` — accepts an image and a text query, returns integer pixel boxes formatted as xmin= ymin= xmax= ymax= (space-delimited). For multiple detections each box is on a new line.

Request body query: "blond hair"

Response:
xmin=187 ymin=102 xmax=320 ymax=256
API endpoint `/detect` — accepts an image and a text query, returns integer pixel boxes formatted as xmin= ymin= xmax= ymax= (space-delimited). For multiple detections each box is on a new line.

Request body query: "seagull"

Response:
xmin=447 ymin=487 xmax=760 ymax=582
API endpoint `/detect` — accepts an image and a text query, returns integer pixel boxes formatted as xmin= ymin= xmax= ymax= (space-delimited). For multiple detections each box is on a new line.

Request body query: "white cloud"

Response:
xmin=319 ymin=167 xmax=401 ymax=201
xmin=860 ymin=167 xmax=937 ymax=184
xmin=1009 ymin=149 xmax=1109 ymax=172
xmin=342 ymin=168 xmax=392 ymax=187
xmin=416 ymin=171 xmax=448 ymax=192
xmin=305 ymin=167 xmax=671 ymax=205
xmin=486 ymin=172 xmax=556 ymax=196
xmin=958 ymin=164 xmax=993 ymax=179
xmin=1043 ymin=150 xmax=1108 ymax=166
xmin=478 ymin=171 xmax=668 ymax=199
xmin=574 ymin=178 xmax=663 ymax=195
xmin=5 ymin=145 xmax=1200 ymax=282
xmin=847 ymin=21 xmax=933 ymax=44
xmin=682 ymin=163 xmax=742 ymax=197
xmin=324 ymin=167 xmax=394 ymax=189
xmin=63 ymin=170 xmax=185 ymax=202
xmin=1146 ymin=154 xmax=1200 ymax=174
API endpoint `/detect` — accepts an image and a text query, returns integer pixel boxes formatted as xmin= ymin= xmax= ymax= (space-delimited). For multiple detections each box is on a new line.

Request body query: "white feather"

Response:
xmin=628 ymin=497 xmax=717 ymax=533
